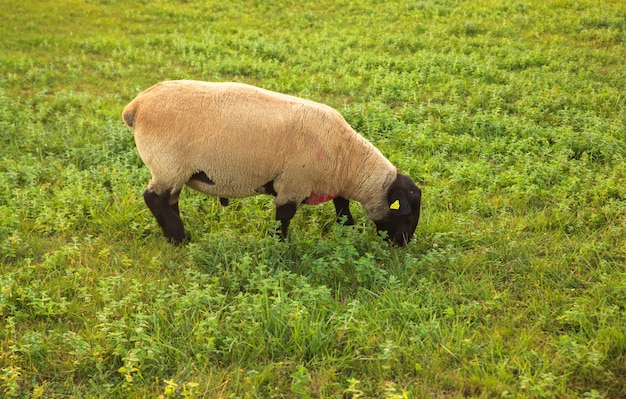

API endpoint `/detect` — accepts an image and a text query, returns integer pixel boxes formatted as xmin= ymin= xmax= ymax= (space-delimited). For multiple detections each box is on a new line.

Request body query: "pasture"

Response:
xmin=1 ymin=0 xmax=625 ymax=397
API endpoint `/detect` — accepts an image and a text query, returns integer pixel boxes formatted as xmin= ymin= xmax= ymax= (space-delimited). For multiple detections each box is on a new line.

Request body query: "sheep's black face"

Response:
xmin=374 ymin=173 xmax=422 ymax=247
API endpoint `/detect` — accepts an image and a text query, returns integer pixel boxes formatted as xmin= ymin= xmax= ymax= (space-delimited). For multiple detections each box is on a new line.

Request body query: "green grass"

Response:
xmin=1 ymin=0 xmax=625 ymax=397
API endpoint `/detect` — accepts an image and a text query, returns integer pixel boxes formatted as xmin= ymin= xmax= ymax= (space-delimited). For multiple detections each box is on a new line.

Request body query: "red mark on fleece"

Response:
xmin=305 ymin=194 xmax=336 ymax=205
xmin=316 ymin=147 xmax=325 ymax=161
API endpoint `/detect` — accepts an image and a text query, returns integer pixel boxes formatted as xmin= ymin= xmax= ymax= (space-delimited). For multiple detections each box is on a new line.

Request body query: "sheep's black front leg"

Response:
xmin=333 ymin=197 xmax=354 ymax=226
xmin=144 ymin=189 xmax=189 ymax=245
xmin=275 ymin=201 xmax=298 ymax=239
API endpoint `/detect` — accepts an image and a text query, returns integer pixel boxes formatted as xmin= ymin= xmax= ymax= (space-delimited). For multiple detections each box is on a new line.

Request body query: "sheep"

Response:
xmin=122 ymin=80 xmax=422 ymax=246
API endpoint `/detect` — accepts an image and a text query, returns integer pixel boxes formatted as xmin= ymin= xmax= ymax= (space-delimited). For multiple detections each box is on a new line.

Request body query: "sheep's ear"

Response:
xmin=389 ymin=189 xmax=412 ymax=216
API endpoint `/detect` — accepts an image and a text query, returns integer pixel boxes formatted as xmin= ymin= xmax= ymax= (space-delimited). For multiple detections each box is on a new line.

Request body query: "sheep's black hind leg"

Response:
xmin=333 ymin=197 xmax=354 ymax=226
xmin=275 ymin=201 xmax=298 ymax=240
xmin=144 ymin=189 xmax=189 ymax=245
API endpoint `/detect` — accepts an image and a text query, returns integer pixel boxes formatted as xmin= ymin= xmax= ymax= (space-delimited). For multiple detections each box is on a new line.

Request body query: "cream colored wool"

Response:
xmin=123 ymin=80 xmax=398 ymax=220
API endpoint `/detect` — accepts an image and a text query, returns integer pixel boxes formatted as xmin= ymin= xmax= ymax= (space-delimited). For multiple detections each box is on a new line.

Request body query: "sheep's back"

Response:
xmin=129 ymin=81 xmax=359 ymax=198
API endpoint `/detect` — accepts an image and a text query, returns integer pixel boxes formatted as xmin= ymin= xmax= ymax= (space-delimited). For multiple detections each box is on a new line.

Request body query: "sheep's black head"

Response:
xmin=374 ymin=173 xmax=422 ymax=246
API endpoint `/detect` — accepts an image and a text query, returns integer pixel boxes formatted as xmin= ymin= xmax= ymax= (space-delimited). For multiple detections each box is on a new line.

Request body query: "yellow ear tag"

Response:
xmin=390 ymin=200 xmax=400 ymax=210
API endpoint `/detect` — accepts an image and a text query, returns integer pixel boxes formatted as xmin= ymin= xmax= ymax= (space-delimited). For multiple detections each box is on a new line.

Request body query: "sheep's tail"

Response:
xmin=122 ymin=102 xmax=137 ymax=128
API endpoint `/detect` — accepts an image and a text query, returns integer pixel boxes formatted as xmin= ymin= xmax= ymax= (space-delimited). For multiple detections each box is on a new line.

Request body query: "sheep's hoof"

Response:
xmin=167 ymin=232 xmax=191 ymax=246
xmin=337 ymin=215 xmax=355 ymax=226
xmin=271 ymin=226 xmax=288 ymax=242
xmin=219 ymin=197 xmax=229 ymax=206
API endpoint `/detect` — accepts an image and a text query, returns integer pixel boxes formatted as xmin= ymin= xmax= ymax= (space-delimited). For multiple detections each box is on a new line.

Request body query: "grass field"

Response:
xmin=1 ymin=0 xmax=625 ymax=397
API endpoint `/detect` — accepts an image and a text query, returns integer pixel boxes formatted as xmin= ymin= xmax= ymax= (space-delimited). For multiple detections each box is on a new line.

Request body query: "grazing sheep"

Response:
xmin=122 ymin=80 xmax=422 ymax=246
